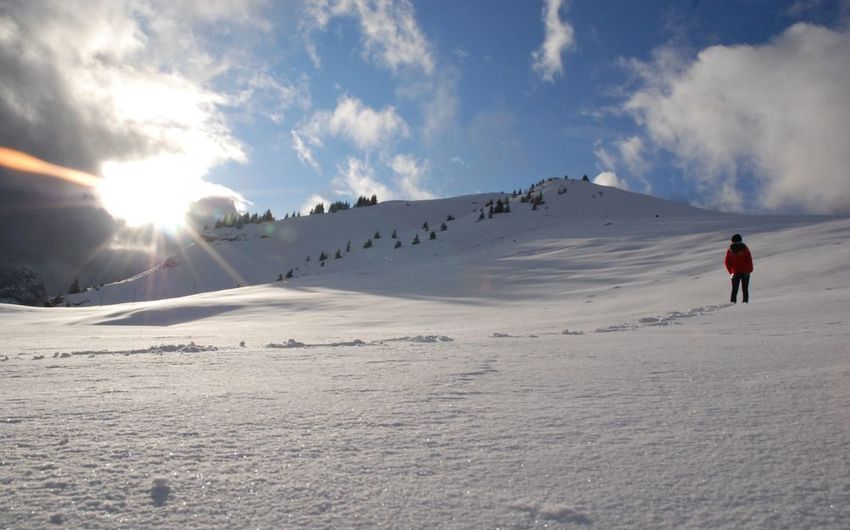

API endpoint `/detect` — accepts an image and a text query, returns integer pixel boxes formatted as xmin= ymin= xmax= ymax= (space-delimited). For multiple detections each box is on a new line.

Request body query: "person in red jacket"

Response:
xmin=725 ymin=233 xmax=754 ymax=303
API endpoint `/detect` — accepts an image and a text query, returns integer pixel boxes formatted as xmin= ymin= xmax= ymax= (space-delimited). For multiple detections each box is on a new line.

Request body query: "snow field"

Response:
xmin=2 ymin=180 xmax=850 ymax=528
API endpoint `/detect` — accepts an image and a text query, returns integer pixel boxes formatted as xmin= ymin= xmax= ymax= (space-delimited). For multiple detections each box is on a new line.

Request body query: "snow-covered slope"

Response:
xmin=2 ymin=179 xmax=849 ymax=529
xmin=67 ymin=178 xmax=714 ymax=306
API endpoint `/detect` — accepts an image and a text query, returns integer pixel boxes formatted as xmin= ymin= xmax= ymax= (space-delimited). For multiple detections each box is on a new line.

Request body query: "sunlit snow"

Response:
xmin=2 ymin=179 xmax=849 ymax=528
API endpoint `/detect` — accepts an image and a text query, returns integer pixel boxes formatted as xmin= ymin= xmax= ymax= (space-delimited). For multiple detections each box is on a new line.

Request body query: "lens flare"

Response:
xmin=0 ymin=147 xmax=99 ymax=188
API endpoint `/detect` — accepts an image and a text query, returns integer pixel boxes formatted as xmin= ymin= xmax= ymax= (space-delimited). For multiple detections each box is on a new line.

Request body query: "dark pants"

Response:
xmin=731 ymin=273 xmax=750 ymax=303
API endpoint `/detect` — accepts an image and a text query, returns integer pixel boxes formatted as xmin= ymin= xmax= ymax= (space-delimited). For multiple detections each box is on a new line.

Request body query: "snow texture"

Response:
xmin=2 ymin=179 xmax=849 ymax=528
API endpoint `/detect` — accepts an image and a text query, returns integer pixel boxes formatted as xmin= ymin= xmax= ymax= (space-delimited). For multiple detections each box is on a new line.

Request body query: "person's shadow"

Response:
xmin=150 ymin=479 xmax=171 ymax=507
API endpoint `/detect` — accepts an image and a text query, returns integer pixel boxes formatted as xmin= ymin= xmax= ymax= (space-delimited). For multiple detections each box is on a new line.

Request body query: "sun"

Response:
xmin=96 ymin=157 xmax=204 ymax=231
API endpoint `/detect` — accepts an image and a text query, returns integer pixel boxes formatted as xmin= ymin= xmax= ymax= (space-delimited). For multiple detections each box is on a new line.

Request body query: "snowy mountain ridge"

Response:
xmin=68 ymin=178 xmax=712 ymax=306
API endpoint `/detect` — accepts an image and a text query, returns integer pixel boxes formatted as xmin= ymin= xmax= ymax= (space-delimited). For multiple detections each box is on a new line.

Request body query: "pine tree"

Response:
xmin=391 ymin=229 xmax=397 ymax=239
xmin=412 ymin=234 xmax=420 ymax=245
xmin=446 ymin=214 xmax=455 ymax=222
xmin=68 ymin=278 xmax=81 ymax=295
xmin=346 ymin=240 xmax=351 ymax=252
xmin=285 ymin=269 xmax=294 ymax=279
xmin=429 ymin=231 xmax=436 ymax=240
xmin=374 ymin=230 xmax=381 ymax=239
xmin=440 ymin=222 xmax=447 ymax=231
xmin=363 ymin=239 xmax=373 ymax=249
xmin=329 ymin=201 xmax=351 ymax=213
xmin=394 ymin=240 xmax=402 ymax=249
xmin=335 ymin=249 xmax=342 ymax=259
xmin=277 ymin=273 xmax=284 ymax=281
xmin=422 ymin=221 xmax=429 ymax=231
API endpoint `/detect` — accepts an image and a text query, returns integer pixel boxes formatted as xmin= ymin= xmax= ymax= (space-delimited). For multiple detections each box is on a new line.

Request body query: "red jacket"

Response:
xmin=725 ymin=243 xmax=753 ymax=274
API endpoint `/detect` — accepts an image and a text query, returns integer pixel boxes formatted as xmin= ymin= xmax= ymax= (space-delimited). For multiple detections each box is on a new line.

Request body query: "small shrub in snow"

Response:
xmin=422 ymin=221 xmax=429 ymax=231
xmin=412 ymin=234 xmax=420 ymax=245
xmin=429 ymin=231 xmax=436 ymax=240
xmin=335 ymin=249 xmax=342 ymax=259
xmin=363 ymin=239 xmax=373 ymax=249
xmin=477 ymin=211 xmax=485 ymax=221
xmin=446 ymin=214 xmax=455 ymax=221
xmin=391 ymin=229 xmax=397 ymax=239
xmin=374 ymin=230 xmax=381 ymax=239
xmin=346 ymin=241 xmax=351 ymax=252
xmin=394 ymin=240 xmax=402 ymax=249
xmin=285 ymin=269 xmax=294 ymax=279
xmin=440 ymin=222 xmax=447 ymax=231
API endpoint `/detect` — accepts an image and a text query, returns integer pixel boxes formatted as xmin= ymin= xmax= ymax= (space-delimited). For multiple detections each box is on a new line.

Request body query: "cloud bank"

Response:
xmin=625 ymin=23 xmax=850 ymax=213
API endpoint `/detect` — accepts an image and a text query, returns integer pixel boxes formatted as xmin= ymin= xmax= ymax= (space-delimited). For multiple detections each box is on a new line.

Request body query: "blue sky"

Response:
xmin=3 ymin=0 xmax=850 ymax=226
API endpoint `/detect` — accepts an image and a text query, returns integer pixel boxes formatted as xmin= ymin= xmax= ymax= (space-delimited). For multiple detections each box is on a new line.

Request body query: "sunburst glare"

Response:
xmin=98 ymin=155 xmax=216 ymax=231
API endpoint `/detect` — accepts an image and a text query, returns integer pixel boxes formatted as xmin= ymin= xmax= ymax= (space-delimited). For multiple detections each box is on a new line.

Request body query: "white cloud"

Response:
xmin=301 ymin=95 xmax=410 ymax=151
xmin=302 ymin=0 xmax=434 ymax=74
xmin=390 ymin=154 xmax=434 ymax=200
xmin=301 ymin=193 xmax=331 ymax=215
xmin=532 ymin=0 xmax=576 ymax=82
xmin=333 ymin=157 xmax=394 ymax=200
xmin=625 ymin=23 xmax=850 ymax=213
xmin=397 ymin=67 xmax=460 ymax=143
xmin=593 ymin=171 xmax=629 ymax=190
xmin=593 ymin=144 xmax=618 ymax=172
xmin=331 ymin=154 xmax=435 ymax=201
xmin=617 ymin=136 xmax=648 ymax=175
xmin=291 ymin=130 xmax=320 ymax=171
xmin=233 ymin=71 xmax=311 ymax=125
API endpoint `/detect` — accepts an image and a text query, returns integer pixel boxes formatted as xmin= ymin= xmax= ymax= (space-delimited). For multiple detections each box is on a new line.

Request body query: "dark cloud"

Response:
xmin=0 ymin=2 xmax=255 ymax=294
xmin=0 ymin=7 xmax=153 ymax=293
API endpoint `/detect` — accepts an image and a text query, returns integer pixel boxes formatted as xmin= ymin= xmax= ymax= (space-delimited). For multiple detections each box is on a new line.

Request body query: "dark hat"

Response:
xmin=731 ymin=233 xmax=742 ymax=243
